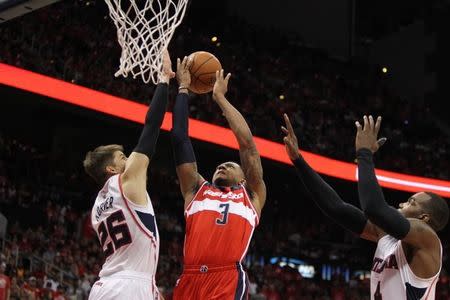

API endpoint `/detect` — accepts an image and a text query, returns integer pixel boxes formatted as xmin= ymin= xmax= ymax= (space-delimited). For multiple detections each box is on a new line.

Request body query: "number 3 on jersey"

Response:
xmin=216 ymin=203 xmax=230 ymax=225
xmin=97 ymin=210 xmax=132 ymax=257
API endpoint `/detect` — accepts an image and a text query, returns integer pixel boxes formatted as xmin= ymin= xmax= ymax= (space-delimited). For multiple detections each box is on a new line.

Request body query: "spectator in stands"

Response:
xmin=0 ymin=262 xmax=10 ymax=300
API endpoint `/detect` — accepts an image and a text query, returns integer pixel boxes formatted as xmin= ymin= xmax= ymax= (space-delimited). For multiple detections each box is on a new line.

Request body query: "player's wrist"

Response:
xmin=158 ymin=76 xmax=170 ymax=84
xmin=212 ymin=92 xmax=226 ymax=101
xmin=178 ymin=85 xmax=189 ymax=94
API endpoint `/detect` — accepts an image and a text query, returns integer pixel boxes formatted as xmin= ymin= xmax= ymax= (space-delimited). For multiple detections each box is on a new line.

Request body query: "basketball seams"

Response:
xmin=190 ymin=55 xmax=214 ymax=76
xmin=196 ymin=77 xmax=214 ymax=87
xmin=188 ymin=52 xmax=221 ymax=94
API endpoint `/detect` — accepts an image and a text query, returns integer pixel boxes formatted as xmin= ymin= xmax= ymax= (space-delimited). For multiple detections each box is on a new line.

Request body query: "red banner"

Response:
xmin=1 ymin=63 xmax=449 ymax=197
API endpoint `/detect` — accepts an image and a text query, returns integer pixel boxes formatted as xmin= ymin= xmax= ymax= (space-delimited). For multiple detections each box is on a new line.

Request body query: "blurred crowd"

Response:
xmin=0 ymin=0 xmax=448 ymax=180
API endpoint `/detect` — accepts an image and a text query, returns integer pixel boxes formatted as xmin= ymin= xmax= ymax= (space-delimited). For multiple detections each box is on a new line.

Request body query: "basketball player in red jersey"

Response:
xmin=171 ymin=59 xmax=266 ymax=299
xmin=282 ymin=113 xmax=448 ymax=300
xmin=83 ymin=51 xmax=174 ymax=300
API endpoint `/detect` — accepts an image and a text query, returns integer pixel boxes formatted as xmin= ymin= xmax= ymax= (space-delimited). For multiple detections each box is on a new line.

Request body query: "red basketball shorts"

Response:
xmin=173 ymin=262 xmax=248 ymax=300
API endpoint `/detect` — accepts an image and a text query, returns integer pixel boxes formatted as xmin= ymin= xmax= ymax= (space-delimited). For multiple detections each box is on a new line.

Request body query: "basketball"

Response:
xmin=188 ymin=51 xmax=222 ymax=94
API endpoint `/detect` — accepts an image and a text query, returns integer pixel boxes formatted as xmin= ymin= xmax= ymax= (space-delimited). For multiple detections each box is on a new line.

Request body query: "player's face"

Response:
xmin=109 ymin=151 xmax=127 ymax=174
xmin=398 ymin=192 xmax=431 ymax=219
xmin=212 ymin=162 xmax=244 ymax=187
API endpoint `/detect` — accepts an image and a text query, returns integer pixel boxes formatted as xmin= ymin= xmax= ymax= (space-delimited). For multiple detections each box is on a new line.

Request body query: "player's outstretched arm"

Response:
xmin=122 ymin=50 xmax=175 ymax=206
xmin=212 ymin=70 xmax=266 ymax=216
xmin=355 ymin=115 xmax=440 ymax=252
xmin=355 ymin=115 xmax=410 ymax=240
xmin=171 ymin=56 xmax=205 ymax=209
xmin=282 ymin=114 xmax=376 ymax=238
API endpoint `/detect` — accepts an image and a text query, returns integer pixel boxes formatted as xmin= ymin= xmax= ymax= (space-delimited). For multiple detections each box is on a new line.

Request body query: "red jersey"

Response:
xmin=183 ymin=182 xmax=259 ymax=265
xmin=0 ymin=274 xmax=10 ymax=300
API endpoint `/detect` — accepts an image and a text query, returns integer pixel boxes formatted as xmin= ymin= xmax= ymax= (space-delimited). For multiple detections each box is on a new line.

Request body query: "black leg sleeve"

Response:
xmin=357 ymin=148 xmax=410 ymax=239
xmin=170 ymin=92 xmax=196 ymax=165
xmin=133 ymin=83 xmax=168 ymax=158
xmin=293 ymin=156 xmax=367 ymax=235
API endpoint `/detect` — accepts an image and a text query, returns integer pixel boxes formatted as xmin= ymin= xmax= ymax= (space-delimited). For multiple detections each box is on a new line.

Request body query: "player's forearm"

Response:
xmin=293 ymin=156 xmax=367 ymax=234
xmin=171 ymin=91 xmax=196 ymax=165
xmin=357 ymin=148 xmax=410 ymax=239
xmin=214 ymin=94 xmax=255 ymax=149
xmin=133 ymin=83 xmax=168 ymax=158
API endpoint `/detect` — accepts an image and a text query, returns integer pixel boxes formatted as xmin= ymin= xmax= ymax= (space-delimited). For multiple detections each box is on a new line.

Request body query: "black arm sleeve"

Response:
xmin=357 ymin=148 xmax=410 ymax=239
xmin=293 ymin=156 xmax=367 ymax=235
xmin=133 ymin=83 xmax=168 ymax=158
xmin=170 ymin=92 xmax=196 ymax=166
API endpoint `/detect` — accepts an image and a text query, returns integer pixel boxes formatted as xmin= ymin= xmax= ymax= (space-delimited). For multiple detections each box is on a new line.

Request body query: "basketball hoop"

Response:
xmin=104 ymin=0 xmax=189 ymax=84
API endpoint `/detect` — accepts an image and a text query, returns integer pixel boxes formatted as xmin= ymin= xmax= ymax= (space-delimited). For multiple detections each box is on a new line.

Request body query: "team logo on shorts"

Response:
xmin=200 ymin=265 xmax=208 ymax=273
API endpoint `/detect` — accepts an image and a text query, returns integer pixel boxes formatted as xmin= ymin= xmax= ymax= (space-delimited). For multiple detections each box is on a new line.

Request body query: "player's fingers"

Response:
xmin=220 ymin=69 xmax=224 ymax=80
xmin=281 ymin=126 xmax=289 ymax=135
xmin=186 ymin=56 xmax=193 ymax=70
xmin=182 ymin=56 xmax=188 ymax=69
xmin=176 ymin=58 xmax=181 ymax=70
xmin=283 ymin=137 xmax=289 ymax=144
xmin=369 ymin=115 xmax=375 ymax=131
xmin=164 ymin=50 xmax=171 ymax=64
xmin=363 ymin=115 xmax=368 ymax=131
xmin=215 ymin=70 xmax=220 ymax=81
xmin=355 ymin=121 xmax=362 ymax=132
xmin=284 ymin=114 xmax=295 ymax=134
xmin=225 ymin=73 xmax=231 ymax=83
xmin=184 ymin=56 xmax=191 ymax=70
xmin=374 ymin=116 xmax=382 ymax=135
xmin=377 ymin=137 xmax=387 ymax=147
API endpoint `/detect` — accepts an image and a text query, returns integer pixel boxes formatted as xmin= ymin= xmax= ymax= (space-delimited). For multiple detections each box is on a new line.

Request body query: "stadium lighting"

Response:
xmin=382 ymin=67 xmax=388 ymax=73
xmin=1 ymin=63 xmax=449 ymax=197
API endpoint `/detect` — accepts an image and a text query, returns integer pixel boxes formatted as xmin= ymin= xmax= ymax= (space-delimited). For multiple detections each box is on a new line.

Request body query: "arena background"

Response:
xmin=1 ymin=0 xmax=449 ymax=299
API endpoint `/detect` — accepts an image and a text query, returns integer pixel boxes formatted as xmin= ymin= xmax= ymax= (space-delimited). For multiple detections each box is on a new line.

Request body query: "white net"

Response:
xmin=104 ymin=0 xmax=189 ymax=84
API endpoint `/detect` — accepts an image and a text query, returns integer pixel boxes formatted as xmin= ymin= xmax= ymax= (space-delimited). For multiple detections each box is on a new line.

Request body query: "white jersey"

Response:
xmin=370 ymin=235 xmax=441 ymax=300
xmin=91 ymin=174 xmax=160 ymax=280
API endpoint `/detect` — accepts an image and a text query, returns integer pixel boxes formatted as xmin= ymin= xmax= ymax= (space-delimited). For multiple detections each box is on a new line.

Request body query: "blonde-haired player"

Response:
xmin=83 ymin=52 xmax=174 ymax=300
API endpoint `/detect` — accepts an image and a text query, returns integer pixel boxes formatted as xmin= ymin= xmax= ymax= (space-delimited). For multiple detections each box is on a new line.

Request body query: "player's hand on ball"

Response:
xmin=160 ymin=49 xmax=175 ymax=83
xmin=355 ymin=115 xmax=387 ymax=153
xmin=281 ymin=114 xmax=300 ymax=161
xmin=176 ymin=56 xmax=192 ymax=89
xmin=212 ymin=69 xmax=231 ymax=100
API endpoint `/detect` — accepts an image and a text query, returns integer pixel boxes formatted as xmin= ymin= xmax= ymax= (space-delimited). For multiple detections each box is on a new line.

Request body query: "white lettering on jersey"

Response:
xmin=203 ymin=189 xmax=244 ymax=199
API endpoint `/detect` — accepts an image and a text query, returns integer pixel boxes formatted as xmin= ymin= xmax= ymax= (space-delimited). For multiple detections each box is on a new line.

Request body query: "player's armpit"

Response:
xmin=121 ymin=152 xmax=149 ymax=205
xmin=175 ymin=162 xmax=205 ymax=209
xmin=240 ymin=146 xmax=266 ymax=216
xmin=401 ymin=218 xmax=440 ymax=250
xmin=360 ymin=220 xmax=385 ymax=242
xmin=123 ymin=152 xmax=150 ymax=180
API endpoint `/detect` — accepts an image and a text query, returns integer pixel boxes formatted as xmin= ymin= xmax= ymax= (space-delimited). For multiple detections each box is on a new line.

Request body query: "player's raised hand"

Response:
xmin=176 ymin=56 xmax=192 ymax=90
xmin=160 ymin=49 xmax=175 ymax=83
xmin=281 ymin=114 xmax=300 ymax=161
xmin=212 ymin=69 xmax=231 ymax=101
xmin=355 ymin=115 xmax=387 ymax=153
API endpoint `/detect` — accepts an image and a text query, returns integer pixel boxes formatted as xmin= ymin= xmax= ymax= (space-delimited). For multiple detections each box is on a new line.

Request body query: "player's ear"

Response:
xmin=418 ymin=213 xmax=430 ymax=224
xmin=105 ymin=165 xmax=117 ymax=175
